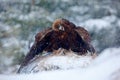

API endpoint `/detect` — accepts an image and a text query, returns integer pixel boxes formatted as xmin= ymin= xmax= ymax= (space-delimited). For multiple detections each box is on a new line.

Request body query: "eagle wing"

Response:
xmin=18 ymin=28 xmax=53 ymax=72
xmin=75 ymin=27 xmax=91 ymax=43
xmin=75 ymin=27 xmax=95 ymax=54
xmin=60 ymin=19 xmax=95 ymax=54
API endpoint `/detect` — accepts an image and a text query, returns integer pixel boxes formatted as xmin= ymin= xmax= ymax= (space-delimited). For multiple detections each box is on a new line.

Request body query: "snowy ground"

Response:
xmin=0 ymin=47 xmax=120 ymax=80
xmin=18 ymin=51 xmax=94 ymax=73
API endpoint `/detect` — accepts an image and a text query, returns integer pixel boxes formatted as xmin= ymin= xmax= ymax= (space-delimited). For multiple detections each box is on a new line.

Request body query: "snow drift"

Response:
xmin=0 ymin=47 xmax=120 ymax=80
xmin=18 ymin=52 xmax=94 ymax=73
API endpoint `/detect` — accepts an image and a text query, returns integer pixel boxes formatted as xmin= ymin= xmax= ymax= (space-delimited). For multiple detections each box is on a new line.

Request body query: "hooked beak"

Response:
xmin=59 ymin=25 xmax=64 ymax=31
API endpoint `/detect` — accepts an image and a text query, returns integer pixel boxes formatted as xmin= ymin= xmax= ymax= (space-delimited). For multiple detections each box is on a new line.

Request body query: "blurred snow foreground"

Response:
xmin=18 ymin=50 xmax=95 ymax=73
xmin=0 ymin=48 xmax=120 ymax=80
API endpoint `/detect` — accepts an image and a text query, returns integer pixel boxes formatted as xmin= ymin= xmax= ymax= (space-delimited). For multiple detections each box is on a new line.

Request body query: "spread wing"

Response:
xmin=75 ymin=26 xmax=95 ymax=54
xmin=60 ymin=19 xmax=95 ymax=54
xmin=18 ymin=28 xmax=53 ymax=72
xmin=75 ymin=27 xmax=91 ymax=43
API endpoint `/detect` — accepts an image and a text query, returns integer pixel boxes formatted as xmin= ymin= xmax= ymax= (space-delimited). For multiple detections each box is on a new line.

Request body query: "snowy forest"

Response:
xmin=0 ymin=0 xmax=120 ymax=80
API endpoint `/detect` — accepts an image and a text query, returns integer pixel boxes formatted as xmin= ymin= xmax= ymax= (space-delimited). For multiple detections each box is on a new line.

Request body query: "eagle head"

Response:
xmin=52 ymin=19 xmax=65 ymax=31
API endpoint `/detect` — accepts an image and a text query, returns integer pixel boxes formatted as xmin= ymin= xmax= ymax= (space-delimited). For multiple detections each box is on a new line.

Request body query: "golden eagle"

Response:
xmin=18 ymin=18 xmax=95 ymax=73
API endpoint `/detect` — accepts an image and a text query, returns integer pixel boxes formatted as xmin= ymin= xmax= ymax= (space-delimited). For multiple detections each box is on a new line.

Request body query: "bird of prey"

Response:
xmin=18 ymin=18 xmax=96 ymax=73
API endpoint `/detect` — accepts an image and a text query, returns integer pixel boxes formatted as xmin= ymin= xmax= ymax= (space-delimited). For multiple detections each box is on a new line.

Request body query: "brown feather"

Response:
xmin=75 ymin=27 xmax=91 ymax=43
xmin=18 ymin=18 xmax=96 ymax=73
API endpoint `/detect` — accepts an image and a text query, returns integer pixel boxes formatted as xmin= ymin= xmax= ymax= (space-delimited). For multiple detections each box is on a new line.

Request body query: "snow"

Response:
xmin=102 ymin=15 xmax=117 ymax=23
xmin=2 ymin=38 xmax=19 ymax=47
xmin=81 ymin=15 xmax=118 ymax=32
xmin=0 ymin=22 xmax=11 ymax=32
xmin=83 ymin=19 xmax=111 ymax=31
xmin=117 ymin=20 xmax=120 ymax=27
xmin=19 ymin=52 xmax=93 ymax=73
xmin=70 ymin=6 xmax=89 ymax=14
xmin=92 ymin=48 xmax=120 ymax=65
xmin=0 ymin=47 xmax=120 ymax=80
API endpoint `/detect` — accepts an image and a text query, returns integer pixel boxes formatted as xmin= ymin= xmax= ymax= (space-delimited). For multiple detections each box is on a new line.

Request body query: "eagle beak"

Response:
xmin=59 ymin=25 xmax=64 ymax=31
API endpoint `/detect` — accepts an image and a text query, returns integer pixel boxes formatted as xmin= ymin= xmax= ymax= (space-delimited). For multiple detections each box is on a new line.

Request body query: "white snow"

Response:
xmin=117 ymin=20 xmax=120 ymax=27
xmin=19 ymin=52 xmax=93 ymax=73
xmin=2 ymin=37 xmax=19 ymax=48
xmin=102 ymin=15 xmax=117 ymax=23
xmin=80 ymin=15 xmax=118 ymax=32
xmin=0 ymin=22 xmax=11 ymax=32
xmin=0 ymin=47 xmax=120 ymax=80
xmin=70 ymin=6 xmax=89 ymax=13
xmin=83 ymin=19 xmax=111 ymax=31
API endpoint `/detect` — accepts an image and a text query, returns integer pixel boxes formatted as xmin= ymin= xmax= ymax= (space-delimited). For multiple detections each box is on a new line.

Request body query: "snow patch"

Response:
xmin=92 ymin=47 xmax=120 ymax=65
xmin=83 ymin=19 xmax=111 ymax=31
xmin=0 ymin=47 xmax=120 ymax=80
xmin=0 ymin=23 xmax=11 ymax=32
xmin=20 ymin=54 xmax=93 ymax=73
xmin=2 ymin=37 xmax=19 ymax=48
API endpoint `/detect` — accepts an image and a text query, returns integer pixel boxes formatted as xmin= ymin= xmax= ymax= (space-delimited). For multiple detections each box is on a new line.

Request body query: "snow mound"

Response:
xmin=19 ymin=52 xmax=94 ymax=73
xmin=0 ymin=48 xmax=120 ymax=80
